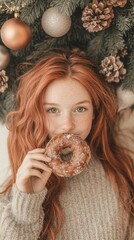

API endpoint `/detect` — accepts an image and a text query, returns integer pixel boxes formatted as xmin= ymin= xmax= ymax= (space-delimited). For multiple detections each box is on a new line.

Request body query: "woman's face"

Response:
xmin=44 ymin=78 xmax=94 ymax=140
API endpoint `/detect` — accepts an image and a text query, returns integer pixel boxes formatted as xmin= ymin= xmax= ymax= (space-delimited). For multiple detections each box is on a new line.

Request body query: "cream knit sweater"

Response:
xmin=0 ymin=157 xmax=132 ymax=240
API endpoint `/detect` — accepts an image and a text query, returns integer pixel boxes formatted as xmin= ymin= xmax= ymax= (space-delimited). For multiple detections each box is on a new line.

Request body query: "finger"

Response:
xmin=28 ymin=148 xmax=46 ymax=154
xmin=18 ymin=156 xmax=51 ymax=175
xmin=21 ymin=169 xmax=43 ymax=180
xmin=41 ymin=168 xmax=52 ymax=181
xmin=18 ymin=168 xmax=52 ymax=186
xmin=18 ymin=159 xmax=52 ymax=175
xmin=24 ymin=153 xmax=51 ymax=163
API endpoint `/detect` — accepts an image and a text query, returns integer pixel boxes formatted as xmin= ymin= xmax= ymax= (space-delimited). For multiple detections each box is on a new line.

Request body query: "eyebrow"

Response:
xmin=44 ymin=101 xmax=91 ymax=106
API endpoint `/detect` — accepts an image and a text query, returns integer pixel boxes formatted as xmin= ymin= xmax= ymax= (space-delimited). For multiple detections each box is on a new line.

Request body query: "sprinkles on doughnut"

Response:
xmin=44 ymin=133 xmax=91 ymax=177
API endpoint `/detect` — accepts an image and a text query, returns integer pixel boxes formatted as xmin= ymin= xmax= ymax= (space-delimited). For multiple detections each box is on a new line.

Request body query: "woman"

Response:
xmin=0 ymin=48 xmax=133 ymax=240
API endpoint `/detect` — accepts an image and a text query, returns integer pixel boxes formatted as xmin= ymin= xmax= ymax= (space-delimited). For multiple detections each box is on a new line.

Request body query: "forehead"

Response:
xmin=44 ymin=78 xmax=91 ymax=104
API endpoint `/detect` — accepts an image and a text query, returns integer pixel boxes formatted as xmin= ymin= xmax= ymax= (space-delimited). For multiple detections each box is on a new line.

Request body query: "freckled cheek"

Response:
xmin=45 ymin=118 xmax=60 ymax=132
xmin=77 ymin=114 xmax=93 ymax=127
xmin=78 ymin=115 xmax=93 ymax=137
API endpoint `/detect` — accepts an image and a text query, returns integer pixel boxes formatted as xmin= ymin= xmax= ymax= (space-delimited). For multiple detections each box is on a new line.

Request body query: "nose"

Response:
xmin=61 ymin=114 xmax=75 ymax=133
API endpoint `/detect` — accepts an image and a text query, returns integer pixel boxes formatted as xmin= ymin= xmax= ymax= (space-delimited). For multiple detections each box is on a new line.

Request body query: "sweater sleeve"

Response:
xmin=0 ymin=184 xmax=47 ymax=240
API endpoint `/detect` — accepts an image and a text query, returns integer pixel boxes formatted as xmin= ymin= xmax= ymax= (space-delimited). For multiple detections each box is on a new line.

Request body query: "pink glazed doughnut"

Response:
xmin=44 ymin=133 xmax=91 ymax=177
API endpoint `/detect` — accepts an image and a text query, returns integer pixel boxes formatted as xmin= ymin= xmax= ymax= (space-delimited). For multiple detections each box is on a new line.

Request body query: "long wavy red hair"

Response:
xmin=3 ymin=49 xmax=134 ymax=239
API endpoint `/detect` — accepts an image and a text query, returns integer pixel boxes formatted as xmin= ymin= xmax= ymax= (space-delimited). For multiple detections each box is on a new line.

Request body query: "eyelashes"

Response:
xmin=75 ymin=107 xmax=87 ymax=112
xmin=46 ymin=108 xmax=59 ymax=113
xmin=46 ymin=106 xmax=88 ymax=114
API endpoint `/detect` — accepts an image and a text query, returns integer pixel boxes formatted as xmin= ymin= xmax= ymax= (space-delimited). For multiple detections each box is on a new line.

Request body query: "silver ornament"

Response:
xmin=0 ymin=45 xmax=10 ymax=70
xmin=41 ymin=7 xmax=71 ymax=37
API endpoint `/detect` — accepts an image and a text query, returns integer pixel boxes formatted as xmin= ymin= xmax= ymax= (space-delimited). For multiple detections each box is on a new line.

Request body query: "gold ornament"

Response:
xmin=0 ymin=70 xmax=9 ymax=93
xmin=1 ymin=17 xmax=32 ymax=50
xmin=0 ymin=45 xmax=10 ymax=70
xmin=81 ymin=0 xmax=114 ymax=32
xmin=41 ymin=7 xmax=71 ymax=37
xmin=100 ymin=55 xmax=126 ymax=82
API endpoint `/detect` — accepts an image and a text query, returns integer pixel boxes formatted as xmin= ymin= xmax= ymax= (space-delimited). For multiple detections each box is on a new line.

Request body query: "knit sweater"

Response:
xmin=0 ymin=157 xmax=132 ymax=240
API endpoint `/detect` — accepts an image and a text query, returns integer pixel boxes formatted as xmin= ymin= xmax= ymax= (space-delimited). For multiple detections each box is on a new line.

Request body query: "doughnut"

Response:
xmin=44 ymin=133 xmax=91 ymax=177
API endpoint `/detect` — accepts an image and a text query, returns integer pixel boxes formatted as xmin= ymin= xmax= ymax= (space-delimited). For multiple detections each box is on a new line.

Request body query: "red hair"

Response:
xmin=4 ymin=49 xmax=134 ymax=239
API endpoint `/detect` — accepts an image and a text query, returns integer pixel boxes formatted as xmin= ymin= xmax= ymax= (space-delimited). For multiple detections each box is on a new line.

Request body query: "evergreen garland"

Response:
xmin=0 ymin=0 xmax=134 ymax=123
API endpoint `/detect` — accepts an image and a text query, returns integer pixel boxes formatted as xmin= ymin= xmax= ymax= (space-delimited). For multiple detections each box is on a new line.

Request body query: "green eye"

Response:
xmin=75 ymin=107 xmax=87 ymax=112
xmin=47 ymin=108 xmax=58 ymax=113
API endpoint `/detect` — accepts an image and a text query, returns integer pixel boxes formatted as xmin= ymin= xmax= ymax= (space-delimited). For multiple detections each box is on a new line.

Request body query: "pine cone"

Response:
xmin=99 ymin=55 xmax=126 ymax=82
xmin=118 ymin=46 xmax=128 ymax=58
xmin=81 ymin=0 xmax=114 ymax=32
xmin=0 ymin=70 xmax=9 ymax=93
xmin=105 ymin=0 xmax=127 ymax=8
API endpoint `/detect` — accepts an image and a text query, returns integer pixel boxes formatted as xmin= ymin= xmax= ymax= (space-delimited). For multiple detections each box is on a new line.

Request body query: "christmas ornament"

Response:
xmin=117 ymin=86 xmax=134 ymax=111
xmin=81 ymin=0 xmax=114 ymax=32
xmin=0 ymin=70 xmax=8 ymax=93
xmin=41 ymin=7 xmax=71 ymax=37
xmin=104 ymin=0 xmax=127 ymax=8
xmin=0 ymin=16 xmax=32 ymax=50
xmin=99 ymin=55 xmax=126 ymax=82
xmin=0 ymin=45 xmax=10 ymax=70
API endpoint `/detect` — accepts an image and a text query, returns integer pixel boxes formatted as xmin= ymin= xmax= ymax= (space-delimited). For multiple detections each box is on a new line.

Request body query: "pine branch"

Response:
xmin=129 ymin=0 xmax=134 ymax=6
xmin=18 ymin=0 xmax=36 ymax=5
xmin=87 ymin=31 xmax=105 ymax=63
xmin=0 ymin=89 xmax=16 ymax=123
xmin=115 ymin=15 xmax=131 ymax=33
xmin=126 ymin=27 xmax=134 ymax=50
xmin=50 ymin=0 xmax=85 ymax=16
xmin=22 ymin=8 xmax=91 ymax=61
xmin=122 ymin=51 xmax=134 ymax=91
xmin=65 ymin=8 xmax=92 ymax=47
xmin=83 ymin=0 xmax=91 ymax=5
xmin=26 ymin=38 xmax=58 ymax=61
xmin=20 ymin=0 xmax=46 ymax=24
xmin=112 ymin=2 xmax=134 ymax=29
xmin=0 ymin=13 xmax=11 ymax=27
xmin=103 ymin=27 xmax=125 ymax=56
xmin=127 ymin=9 xmax=134 ymax=28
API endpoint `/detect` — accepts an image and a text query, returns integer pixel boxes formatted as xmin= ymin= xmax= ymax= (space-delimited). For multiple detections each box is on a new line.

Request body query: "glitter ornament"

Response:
xmin=1 ymin=17 xmax=32 ymax=50
xmin=41 ymin=7 xmax=71 ymax=37
xmin=0 ymin=45 xmax=10 ymax=70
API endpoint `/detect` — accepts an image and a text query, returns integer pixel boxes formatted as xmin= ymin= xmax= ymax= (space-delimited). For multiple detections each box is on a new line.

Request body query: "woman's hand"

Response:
xmin=16 ymin=148 xmax=52 ymax=193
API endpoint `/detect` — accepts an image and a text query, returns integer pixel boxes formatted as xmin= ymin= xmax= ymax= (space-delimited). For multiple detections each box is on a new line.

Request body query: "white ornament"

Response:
xmin=41 ymin=7 xmax=71 ymax=37
xmin=117 ymin=86 xmax=134 ymax=111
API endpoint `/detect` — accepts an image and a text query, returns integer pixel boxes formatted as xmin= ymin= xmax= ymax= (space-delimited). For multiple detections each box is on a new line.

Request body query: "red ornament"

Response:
xmin=1 ymin=18 xmax=32 ymax=50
